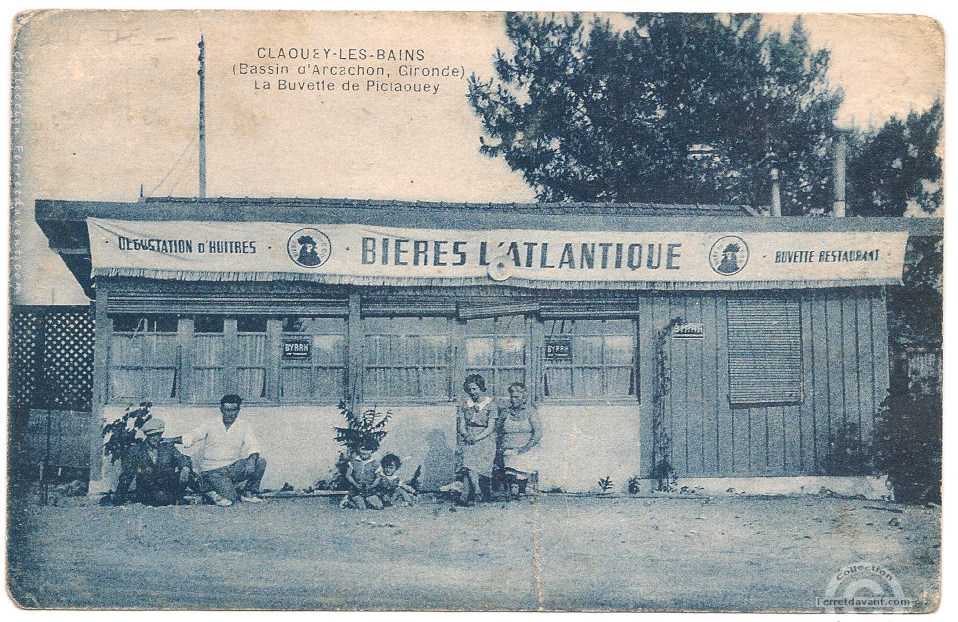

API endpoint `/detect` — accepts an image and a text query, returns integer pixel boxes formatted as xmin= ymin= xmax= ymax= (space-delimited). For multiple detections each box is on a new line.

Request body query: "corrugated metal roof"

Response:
xmin=140 ymin=195 xmax=759 ymax=215
xmin=35 ymin=196 xmax=943 ymax=234
xmin=36 ymin=196 xmax=756 ymax=223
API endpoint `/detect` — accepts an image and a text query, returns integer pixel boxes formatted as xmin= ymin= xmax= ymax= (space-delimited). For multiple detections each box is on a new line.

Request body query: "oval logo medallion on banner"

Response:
xmin=287 ymin=228 xmax=332 ymax=268
xmin=709 ymin=235 xmax=748 ymax=276
xmin=488 ymin=255 xmax=514 ymax=281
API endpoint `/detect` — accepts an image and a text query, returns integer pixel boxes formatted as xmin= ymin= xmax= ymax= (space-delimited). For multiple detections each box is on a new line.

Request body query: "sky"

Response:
xmin=9 ymin=8 xmax=945 ymax=305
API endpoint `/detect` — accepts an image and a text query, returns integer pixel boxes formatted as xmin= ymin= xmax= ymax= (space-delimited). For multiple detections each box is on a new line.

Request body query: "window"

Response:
xmin=187 ymin=315 xmax=269 ymax=403
xmin=464 ymin=315 xmax=528 ymax=397
xmin=235 ymin=317 xmax=268 ymax=400
xmin=280 ymin=317 xmax=347 ymax=403
xmin=363 ymin=317 xmax=451 ymax=400
xmin=108 ymin=315 xmax=178 ymax=402
xmin=543 ymin=319 xmax=636 ymax=399
xmin=193 ymin=315 xmax=225 ymax=402
xmin=727 ymin=298 xmax=802 ymax=405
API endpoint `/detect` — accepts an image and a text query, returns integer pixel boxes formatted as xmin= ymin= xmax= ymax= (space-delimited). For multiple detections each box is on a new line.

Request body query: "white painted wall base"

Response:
xmin=91 ymin=404 xmax=344 ymax=493
xmin=533 ymin=403 xmax=641 ymax=494
xmin=89 ymin=403 xmax=458 ymax=494
xmin=84 ymin=403 xmax=892 ymax=502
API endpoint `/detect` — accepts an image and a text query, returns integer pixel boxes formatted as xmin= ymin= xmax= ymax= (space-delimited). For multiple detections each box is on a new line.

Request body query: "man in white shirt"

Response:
xmin=174 ymin=394 xmax=267 ymax=507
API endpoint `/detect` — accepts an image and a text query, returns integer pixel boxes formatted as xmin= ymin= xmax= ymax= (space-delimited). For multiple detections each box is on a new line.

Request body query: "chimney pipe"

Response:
xmin=770 ymin=167 xmax=781 ymax=217
xmin=832 ymin=131 xmax=847 ymax=217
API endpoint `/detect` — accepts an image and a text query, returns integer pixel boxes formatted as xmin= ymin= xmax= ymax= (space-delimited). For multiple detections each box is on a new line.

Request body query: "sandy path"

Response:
xmin=7 ymin=494 xmax=940 ymax=611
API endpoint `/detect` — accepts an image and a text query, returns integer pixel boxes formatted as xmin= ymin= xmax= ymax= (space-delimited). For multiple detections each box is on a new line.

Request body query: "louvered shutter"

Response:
xmin=727 ymin=298 xmax=802 ymax=405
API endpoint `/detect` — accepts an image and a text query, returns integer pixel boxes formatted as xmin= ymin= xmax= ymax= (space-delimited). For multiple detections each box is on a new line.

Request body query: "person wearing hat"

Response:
xmin=112 ymin=417 xmax=199 ymax=506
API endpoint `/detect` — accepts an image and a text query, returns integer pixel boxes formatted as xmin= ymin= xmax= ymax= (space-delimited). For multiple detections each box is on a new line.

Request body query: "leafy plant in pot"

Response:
xmin=330 ymin=399 xmax=391 ymax=490
xmin=102 ymin=401 xmax=155 ymax=465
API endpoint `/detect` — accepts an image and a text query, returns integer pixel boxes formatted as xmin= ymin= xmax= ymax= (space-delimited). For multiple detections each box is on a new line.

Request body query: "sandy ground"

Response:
xmin=7 ymin=492 xmax=940 ymax=611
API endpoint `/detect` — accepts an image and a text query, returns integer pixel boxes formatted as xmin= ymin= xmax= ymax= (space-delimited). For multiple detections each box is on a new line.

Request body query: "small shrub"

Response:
xmin=102 ymin=402 xmax=154 ymax=464
xmin=822 ymin=422 xmax=873 ymax=476
xmin=651 ymin=458 xmax=677 ymax=492
xmin=871 ymin=392 xmax=942 ymax=504
xmin=627 ymin=475 xmax=642 ymax=495
xmin=330 ymin=400 xmax=391 ymax=490
xmin=597 ymin=475 xmax=614 ymax=494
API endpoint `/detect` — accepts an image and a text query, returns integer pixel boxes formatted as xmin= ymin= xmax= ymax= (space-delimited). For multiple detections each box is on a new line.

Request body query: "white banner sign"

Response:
xmin=87 ymin=218 xmax=907 ymax=288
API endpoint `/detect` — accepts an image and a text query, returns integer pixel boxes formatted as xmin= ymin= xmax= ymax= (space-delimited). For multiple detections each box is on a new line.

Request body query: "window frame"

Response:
xmin=361 ymin=316 xmax=454 ymax=404
xmin=541 ymin=318 xmax=638 ymax=404
xmin=462 ymin=314 xmax=531 ymax=400
xmin=231 ymin=317 xmax=271 ymax=403
xmin=106 ymin=314 xmax=181 ymax=404
xmin=278 ymin=316 xmax=348 ymax=405
xmin=101 ymin=297 xmax=643 ymax=407
xmin=105 ymin=313 xmax=342 ymax=406
xmin=190 ymin=314 xmax=226 ymax=404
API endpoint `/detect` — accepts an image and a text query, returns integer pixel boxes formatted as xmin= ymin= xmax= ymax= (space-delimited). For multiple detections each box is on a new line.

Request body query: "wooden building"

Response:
xmin=35 ymin=197 xmax=941 ymax=493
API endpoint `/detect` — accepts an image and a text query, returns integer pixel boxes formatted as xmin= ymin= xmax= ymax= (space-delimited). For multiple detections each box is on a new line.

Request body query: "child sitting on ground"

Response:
xmin=374 ymin=453 xmax=417 ymax=506
xmin=342 ymin=439 xmax=384 ymax=510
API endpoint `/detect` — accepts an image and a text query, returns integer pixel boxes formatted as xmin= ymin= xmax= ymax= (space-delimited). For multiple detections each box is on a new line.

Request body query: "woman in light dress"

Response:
xmin=455 ymin=373 xmax=497 ymax=505
xmin=498 ymin=381 xmax=543 ymax=497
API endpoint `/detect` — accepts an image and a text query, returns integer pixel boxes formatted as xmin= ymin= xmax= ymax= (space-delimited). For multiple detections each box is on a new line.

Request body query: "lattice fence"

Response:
xmin=9 ymin=306 xmax=95 ymax=411
xmin=10 ymin=306 xmax=95 ymax=477
xmin=9 ymin=309 xmax=43 ymax=412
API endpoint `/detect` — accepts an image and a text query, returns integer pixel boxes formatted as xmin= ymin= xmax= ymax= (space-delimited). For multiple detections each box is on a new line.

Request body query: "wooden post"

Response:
xmin=347 ymin=291 xmax=362 ymax=412
xmin=224 ymin=318 xmax=238 ymax=395
xmin=530 ymin=316 xmax=545 ymax=403
xmin=89 ymin=282 xmax=112 ymax=488
xmin=178 ymin=316 xmax=195 ymax=403
xmin=265 ymin=318 xmax=281 ymax=401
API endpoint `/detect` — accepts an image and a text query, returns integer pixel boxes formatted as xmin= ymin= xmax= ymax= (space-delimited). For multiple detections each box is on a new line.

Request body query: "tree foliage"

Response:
xmin=468 ymin=13 xmax=843 ymax=214
xmin=847 ymin=100 xmax=943 ymax=217
xmin=333 ymin=400 xmax=391 ymax=452
xmin=843 ymin=103 xmax=943 ymax=354
xmin=888 ymin=236 xmax=943 ymax=353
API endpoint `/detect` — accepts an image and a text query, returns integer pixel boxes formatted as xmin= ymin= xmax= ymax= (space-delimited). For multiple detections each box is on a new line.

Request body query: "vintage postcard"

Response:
xmin=7 ymin=9 xmax=943 ymax=611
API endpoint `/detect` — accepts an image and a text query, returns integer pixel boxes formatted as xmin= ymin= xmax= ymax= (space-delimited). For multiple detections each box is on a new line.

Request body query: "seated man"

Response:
xmin=173 ymin=394 xmax=267 ymax=507
xmin=113 ymin=418 xmax=199 ymax=506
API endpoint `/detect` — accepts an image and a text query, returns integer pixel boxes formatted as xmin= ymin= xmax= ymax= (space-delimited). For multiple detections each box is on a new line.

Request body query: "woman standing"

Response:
xmin=498 ymin=382 xmax=543 ymax=497
xmin=456 ymin=374 xmax=497 ymax=505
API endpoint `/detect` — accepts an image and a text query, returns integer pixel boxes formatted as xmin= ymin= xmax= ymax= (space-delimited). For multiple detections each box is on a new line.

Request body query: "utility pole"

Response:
xmin=198 ymin=35 xmax=207 ymax=199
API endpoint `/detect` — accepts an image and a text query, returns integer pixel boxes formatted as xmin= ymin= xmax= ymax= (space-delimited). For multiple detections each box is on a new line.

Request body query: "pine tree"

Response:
xmin=468 ymin=13 xmax=843 ymax=214
xmin=847 ymin=100 xmax=942 ymax=217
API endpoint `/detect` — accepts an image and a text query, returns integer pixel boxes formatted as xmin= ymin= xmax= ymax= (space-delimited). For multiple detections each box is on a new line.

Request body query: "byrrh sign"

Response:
xmin=88 ymin=218 xmax=908 ymax=289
